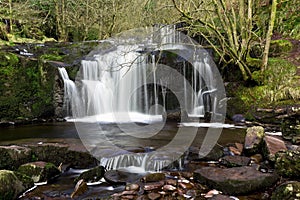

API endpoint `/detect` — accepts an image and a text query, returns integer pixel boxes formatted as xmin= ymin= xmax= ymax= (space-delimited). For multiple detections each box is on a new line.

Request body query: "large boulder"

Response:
xmin=0 ymin=145 xmax=32 ymax=170
xmin=28 ymin=142 xmax=98 ymax=168
xmin=194 ymin=166 xmax=278 ymax=195
xmin=275 ymin=150 xmax=300 ymax=178
xmin=271 ymin=181 xmax=300 ymax=200
xmin=244 ymin=126 xmax=265 ymax=155
xmin=0 ymin=170 xmax=34 ymax=200
xmin=17 ymin=161 xmax=60 ymax=183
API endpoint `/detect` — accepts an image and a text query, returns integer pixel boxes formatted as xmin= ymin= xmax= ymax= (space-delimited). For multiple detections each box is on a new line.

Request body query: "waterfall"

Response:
xmin=58 ymin=25 xmax=221 ymax=171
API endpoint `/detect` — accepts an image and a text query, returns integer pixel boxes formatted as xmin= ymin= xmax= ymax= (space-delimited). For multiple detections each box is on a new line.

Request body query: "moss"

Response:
xmin=0 ymin=170 xmax=25 ymax=200
xmin=40 ymin=54 xmax=64 ymax=61
xmin=269 ymin=39 xmax=293 ymax=57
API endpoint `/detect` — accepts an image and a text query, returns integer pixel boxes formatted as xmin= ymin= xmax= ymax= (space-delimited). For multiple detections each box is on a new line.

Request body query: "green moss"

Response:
xmin=269 ymin=39 xmax=293 ymax=57
xmin=40 ymin=54 xmax=64 ymax=61
xmin=0 ymin=170 xmax=24 ymax=200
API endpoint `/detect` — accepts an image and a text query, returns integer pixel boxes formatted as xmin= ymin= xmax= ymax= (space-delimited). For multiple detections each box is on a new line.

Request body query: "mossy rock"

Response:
xmin=0 ymin=145 xmax=32 ymax=170
xmin=17 ymin=161 xmax=60 ymax=183
xmin=0 ymin=170 xmax=34 ymax=200
xmin=74 ymin=166 xmax=105 ymax=183
xmin=244 ymin=126 xmax=265 ymax=155
xmin=269 ymin=39 xmax=293 ymax=57
xmin=275 ymin=151 xmax=300 ymax=178
xmin=271 ymin=181 xmax=300 ymax=200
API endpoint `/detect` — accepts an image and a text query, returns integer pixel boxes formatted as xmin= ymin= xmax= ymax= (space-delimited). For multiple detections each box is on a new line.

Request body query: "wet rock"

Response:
xmin=232 ymin=114 xmax=245 ymax=123
xmin=71 ymin=179 xmax=88 ymax=198
xmin=263 ymin=135 xmax=287 ymax=161
xmin=17 ymin=161 xmax=60 ymax=183
xmin=194 ymin=166 xmax=278 ymax=195
xmin=244 ymin=126 xmax=265 ymax=155
xmin=125 ymin=183 xmax=140 ymax=191
xmin=275 ymin=150 xmax=300 ymax=178
xmin=28 ymin=143 xmax=97 ymax=169
xmin=271 ymin=181 xmax=300 ymax=200
xmin=220 ymin=155 xmax=251 ymax=167
xmin=0 ymin=170 xmax=34 ymax=200
xmin=227 ymin=143 xmax=244 ymax=156
xmin=147 ymin=192 xmax=161 ymax=200
xmin=143 ymin=181 xmax=164 ymax=191
xmin=0 ymin=145 xmax=32 ymax=170
xmin=74 ymin=166 xmax=105 ymax=183
xmin=104 ymin=170 xmax=142 ymax=184
xmin=141 ymin=173 xmax=165 ymax=182
xmin=210 ymin=194 xmax=234 ymax=200
xmin=163 ymin=184 xmax=177 ymax=191
xmin=251 ymin=154 xmax=263 ymax=164
xmin=196 ymin=145 xmax=224 ymax=161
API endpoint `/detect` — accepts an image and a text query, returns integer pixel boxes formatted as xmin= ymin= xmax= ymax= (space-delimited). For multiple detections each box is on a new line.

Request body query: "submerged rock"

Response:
xmin=244 ymin=126 xmax=265 ymax=155
xmin=194 ymin=166 xmax=278 ymax=195
xmin=17 ymin=161 xmax=60 ymax=183
xmin=74 ymin=166 xmax=105 ymax=183
xmin=0 ymin=170 xmax=34 ymax=200
xmin=0 ymin=145 xmax=32 ymax=170
xmin=271 ymin=181 xmax=300 ymax=200
xmin=275 ymin=150 xmax=300 ymax=178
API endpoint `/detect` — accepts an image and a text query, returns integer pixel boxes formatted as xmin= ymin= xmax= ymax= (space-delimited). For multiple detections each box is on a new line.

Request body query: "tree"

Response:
xmin=261 ymin=0 xmax=277 ymax=71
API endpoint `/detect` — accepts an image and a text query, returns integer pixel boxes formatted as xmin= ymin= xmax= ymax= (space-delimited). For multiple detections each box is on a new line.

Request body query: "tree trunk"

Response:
xmin=261 ymin=0 xmax=277 ymax=71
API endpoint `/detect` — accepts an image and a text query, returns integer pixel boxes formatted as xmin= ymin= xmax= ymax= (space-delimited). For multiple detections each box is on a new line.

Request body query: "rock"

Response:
xmin=194 ymin=166 xmax=278 ymax=195
xmin=28 ymin=143 xmax=97 ymax=169
xmin=275 ymin=150 xmax=300 ymax=178
xmin=0 ymin=145 xmax=32 ymax=170
xmin=147 ymin=192 xmax=161 ymax=200
xmin=244 ymin=126 xmax=265 ymax=155
xmin=163 ymin=184 xmax=177 ymax=191
xmin=125 ymin=183 xmax=140 ymax=191
xmin=71 ymin=179 xmax=88 ymax=198
xmin=220 ymin=155 xmax=251 ymax=167
xmin=17 ymin=161 xmax=60 ymax=183
xmin=143 ymin=181 xmax=164 ymax=191
xmin=211 ymin=194 xmax=234 ymax=200
xmin=0 ymin=170 xmax=34 ymax=200
xmin=250 ymin=154 xmax=263 ymax=164
xmin=141 ymin=173 xmax=165 ymax=182
xmin=104 ymin=170 xmax=142 ymax=184
xmin=74 ymin=166 xmax=105 ymax=183
xmin=271 ymin=181 xmax=300 ymax=200
xmin=232 ymin=114 xmax=245 ymax=123
xmin=189 ymin=145 xmax=223 ymax=161
xmin=263 ymin=135 xmax=287 ymax=161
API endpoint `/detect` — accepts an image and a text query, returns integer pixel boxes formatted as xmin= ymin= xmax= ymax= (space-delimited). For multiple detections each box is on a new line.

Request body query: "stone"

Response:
xmin=125 ymin=183 xmax=140 ymax=191
xmin=0 ymin=170 xmax=34 ymax=200
xmin=211 ymin=194 xmax=234 ymax=200
xmin=263 ymin=135 xmax=287 ymax=161
xmin=244 ymin=126 xmax=265 ymax=155
xmin=194 ymin=166 xmax=278 ymax=195
xmin=147 ymin=192 xmax=161 ymax=200
xmin=74 ymin=166 xmax=105 ymax=183
xmin=0 ymin=145 xmax=32 ymax=170
xmin=275 ymin=150 xmax=300 ymax=178
xmin=250 ymin=154 xmax=263 ymax=164
xmin=220 ymin=155 xmax=251 ymax=167
xmin=17 ymin=161 xmax=60 ymax=183
xmin=141 ymin=173 xmax=165 ymax=182
xmin=28 ymin=143 xmax=97 ymax=169
xmin=71 ymin=179 xmax=88 ymax=198
xmin=271 ymin=181 xmax=300 ymax=200
xmin=104 ymin=170 xmax=142 ymax=184
xmin=143 ymin=181 xmax=164 ymax=191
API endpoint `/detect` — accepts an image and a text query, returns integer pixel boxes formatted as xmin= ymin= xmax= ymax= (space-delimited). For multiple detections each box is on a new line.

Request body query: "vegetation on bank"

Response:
xmin=0 ymin=0 xmax=299 ymax=121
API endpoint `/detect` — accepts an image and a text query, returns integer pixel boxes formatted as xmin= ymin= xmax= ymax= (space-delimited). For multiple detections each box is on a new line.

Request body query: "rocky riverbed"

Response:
xmin=1 ymin=124 xmax=300 ymax=199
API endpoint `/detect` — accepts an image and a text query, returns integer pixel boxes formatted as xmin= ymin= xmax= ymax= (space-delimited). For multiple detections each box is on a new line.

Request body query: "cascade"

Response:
xmin=58 ymin=26 xmax=220 ymax=171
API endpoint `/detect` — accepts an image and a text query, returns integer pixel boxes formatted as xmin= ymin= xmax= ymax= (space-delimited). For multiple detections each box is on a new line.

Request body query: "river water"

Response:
xmin=0 ymin=122 xmax=246 ymax=199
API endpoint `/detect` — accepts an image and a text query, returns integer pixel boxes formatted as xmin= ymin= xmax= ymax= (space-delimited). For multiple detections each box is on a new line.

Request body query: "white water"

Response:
xmin=58 ymin=26 xmax=219 ymax=171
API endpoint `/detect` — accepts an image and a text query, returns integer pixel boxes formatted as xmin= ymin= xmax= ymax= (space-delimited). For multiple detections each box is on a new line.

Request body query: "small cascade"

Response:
xmin=100 ymin=152 xmax=183 ymax=172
